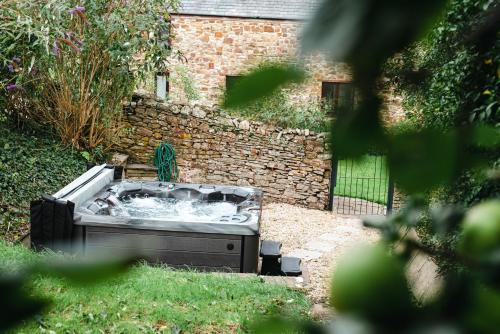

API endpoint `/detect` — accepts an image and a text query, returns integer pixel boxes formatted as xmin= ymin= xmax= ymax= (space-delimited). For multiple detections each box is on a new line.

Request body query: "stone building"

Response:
xmin=165 ymin=0 xmax=355 ymax=110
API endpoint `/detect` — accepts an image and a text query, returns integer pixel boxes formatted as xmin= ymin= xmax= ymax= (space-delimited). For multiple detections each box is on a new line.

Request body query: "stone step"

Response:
xmin=260 ymin=240 xmax=282 ymax=258
xmin=125 ymin=164 xmax=158 ymax=180
xmin=109 ymin=153 xmax=129 ymax=166
xmin=126 ymin=163 xmax=158 ymax=171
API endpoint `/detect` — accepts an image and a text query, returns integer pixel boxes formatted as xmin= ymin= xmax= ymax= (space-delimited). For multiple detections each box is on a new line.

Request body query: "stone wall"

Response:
xmin=168 ymin=14 xmax=351 ymax=106
xmin=117 ymin=93 xmax=332 ymax=209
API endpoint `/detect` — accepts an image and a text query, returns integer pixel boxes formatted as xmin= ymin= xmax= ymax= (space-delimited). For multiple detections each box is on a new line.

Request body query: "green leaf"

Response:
xmin=32 ymin=256 xmax=137 ymax=285
xmin=0 ymin=276 xmax=50 ymax=332
xmin=388 ymin=130 xmax=459 ymax=193
xmin=302 ymin=0 xmax=447 ymax=71
xmin=223 ymin=65 xmax=305 ymax=109
xmin=330 ymin=94 xmax=386 ymax=158
xmin=471 ymin=125 xmax=500 ymax=148
xmin=81 ymin=151 xmax=91 ymax=161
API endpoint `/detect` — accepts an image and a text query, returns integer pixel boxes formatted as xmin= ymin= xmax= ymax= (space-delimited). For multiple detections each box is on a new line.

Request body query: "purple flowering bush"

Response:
xmin=0 ymin=0 xmax=178 ymax=151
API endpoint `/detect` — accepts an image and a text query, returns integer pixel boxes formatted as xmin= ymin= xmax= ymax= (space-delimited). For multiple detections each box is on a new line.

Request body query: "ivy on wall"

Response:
xmin=0 ymin=120 xmax=85 ymax=241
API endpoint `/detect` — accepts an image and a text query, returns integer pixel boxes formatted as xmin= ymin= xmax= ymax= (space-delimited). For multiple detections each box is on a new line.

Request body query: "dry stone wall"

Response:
xmin=117 ymin=93 xmax=332 ymax=209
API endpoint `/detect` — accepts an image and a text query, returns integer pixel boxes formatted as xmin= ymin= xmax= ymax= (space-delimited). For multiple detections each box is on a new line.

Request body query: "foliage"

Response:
xmin=171 ymin=65 xmax=200 ymax=101
xmin=0 ymin=119 xmax=85 ymax=242
xmin=225 ymin=89 xmax=331 ymax=132
xmin=222 ymin=61 xmax=330 ymax=132
xmin=387 ymin=0 xmax=499 ymax=130
xmin=385 ymin=0 xmax=500 ymax=270
xmin=385 ymin=0 xmax=499 ymax=205
xmin=0 ymin=241 xmax=309 ymax=333
xmin=225 ymin=0 xmax=500 ymax=332
xmin=223 ymin=63 xmax=305 ymax=109
xmin=0 ymin=0 xmax=178 ymax=151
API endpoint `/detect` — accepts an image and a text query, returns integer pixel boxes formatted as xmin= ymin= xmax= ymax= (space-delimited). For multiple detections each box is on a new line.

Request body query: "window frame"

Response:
xmin=321 ymin=81 xmax=356 ymax=115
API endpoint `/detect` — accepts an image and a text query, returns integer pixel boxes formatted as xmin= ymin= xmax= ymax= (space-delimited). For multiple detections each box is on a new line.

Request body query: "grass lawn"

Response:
xmin=1 ymin=242 xmax=310 ymax=333
xmin=333 ymin=154 xmax=389 ymax=205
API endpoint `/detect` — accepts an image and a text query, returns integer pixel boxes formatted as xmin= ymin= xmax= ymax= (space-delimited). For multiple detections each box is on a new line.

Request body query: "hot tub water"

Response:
xmin=110 ymin=196 xmax=239 ymax=221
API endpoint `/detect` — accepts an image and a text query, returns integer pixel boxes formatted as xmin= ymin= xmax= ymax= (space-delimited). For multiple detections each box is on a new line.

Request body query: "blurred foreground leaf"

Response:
xmin=464 ymin=284 xmax=500 ymax=333
xmin=388 ymin=130 xmax=459 ymax=193
xmin=330 ymin=243 xmax=415 ymax=326
xmin=32 ymin=256 xmax=138 ymax=285
xmin=471 ymin=125 xmax=500 ymax=148
xmin=0 ymin=275 xmax=49 ymax=332
xmin=330 ymin=95 xmax=385 ymax=158
xmin=0 ymin=253 xmax=136 ymax=331
xmin=302 ymin=0 xmax=447 ymax=72
xmin=223 ymin=65 xmax=305 ymax=108
xmin=458 ymin=199 xmax=500 ymax=261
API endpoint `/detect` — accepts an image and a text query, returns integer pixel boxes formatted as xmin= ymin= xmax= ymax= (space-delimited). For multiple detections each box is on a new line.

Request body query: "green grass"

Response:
xmin=333 ymin=155 xmax=389 ymax=205
xmin=0 ymin=241 xmax=310 ymax=333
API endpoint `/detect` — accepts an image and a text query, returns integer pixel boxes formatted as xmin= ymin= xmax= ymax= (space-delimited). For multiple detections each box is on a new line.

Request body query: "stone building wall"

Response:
xmin=167 ymin=15 xmax=405 ymax=123
xmin=168 ymin=14 xmax=351 ymax=106
xmin=117 ymin=93 xmax=332 ymax=209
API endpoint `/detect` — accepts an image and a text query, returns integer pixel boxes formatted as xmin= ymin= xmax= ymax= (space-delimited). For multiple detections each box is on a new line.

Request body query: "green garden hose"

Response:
xmin=153 ymin=143 xmax=179 ymax=182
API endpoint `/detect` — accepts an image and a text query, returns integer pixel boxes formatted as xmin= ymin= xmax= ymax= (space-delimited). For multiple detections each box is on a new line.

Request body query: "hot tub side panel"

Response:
xmin=81 ymin=226 xmax=259 ymax=273
xmin=241 ymin=235 xmax=259 ymax=273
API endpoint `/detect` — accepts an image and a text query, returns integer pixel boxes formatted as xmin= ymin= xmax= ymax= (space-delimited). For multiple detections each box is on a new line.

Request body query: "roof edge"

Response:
xmin=172 ymin=12 xmax=307 ymax=22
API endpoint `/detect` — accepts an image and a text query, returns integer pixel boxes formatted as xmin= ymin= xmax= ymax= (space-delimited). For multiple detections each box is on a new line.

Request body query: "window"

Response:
xmin=321 ymin=82 xmax=356 ymax=114
xmin=226 ymin=75 xmax=242 ymax=92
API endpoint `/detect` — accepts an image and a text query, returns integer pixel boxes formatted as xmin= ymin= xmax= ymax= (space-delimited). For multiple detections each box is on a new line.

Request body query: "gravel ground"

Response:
xmin=260 ymin=203 xmax=380 ymax=303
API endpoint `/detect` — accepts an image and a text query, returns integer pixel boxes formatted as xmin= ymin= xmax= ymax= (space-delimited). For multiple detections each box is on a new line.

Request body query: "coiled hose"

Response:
xmin=153 ymin=143 xmax=179 ymax=182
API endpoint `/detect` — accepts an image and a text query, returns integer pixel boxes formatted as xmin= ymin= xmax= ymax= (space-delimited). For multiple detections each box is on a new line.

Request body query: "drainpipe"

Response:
xmin=156 ymin=71 xmax=168 ymax=100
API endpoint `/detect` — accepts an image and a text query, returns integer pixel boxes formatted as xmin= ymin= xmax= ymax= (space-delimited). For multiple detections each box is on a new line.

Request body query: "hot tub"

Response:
xmin=30 ymin=165 xmax=263 ymax=273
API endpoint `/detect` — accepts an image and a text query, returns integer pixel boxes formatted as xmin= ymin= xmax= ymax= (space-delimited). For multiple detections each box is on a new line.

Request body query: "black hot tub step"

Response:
xmin=260 ymin=240 xmax=282 ymax=258
xmin=281 ymin=257 xmax=302 ymax=276
xmin=260 ymin=240 xmax=282 ymax=275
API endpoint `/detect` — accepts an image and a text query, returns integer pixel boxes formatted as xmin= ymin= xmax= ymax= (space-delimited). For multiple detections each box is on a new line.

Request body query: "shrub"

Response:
xmin=224 ymin=89 xmax=331 ymax=132
xmin=386 ymin=0 xmax=499 ymax=207
xmin=0 ymin=119 xmax=85 ymax=242
xmin=387 ymin=0 xmax=499 ymax=130
xmin=0 ymin=0 xmax=178 ymax=151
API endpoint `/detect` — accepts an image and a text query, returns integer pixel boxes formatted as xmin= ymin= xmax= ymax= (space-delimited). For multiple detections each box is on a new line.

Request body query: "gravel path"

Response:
xmin=260 ymin=203 xmax=380 ymax=303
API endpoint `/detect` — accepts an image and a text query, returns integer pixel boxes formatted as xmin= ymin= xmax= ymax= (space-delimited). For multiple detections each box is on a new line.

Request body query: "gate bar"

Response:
xmin=386 ymin=175 xmax=394 ymax=215
xmin=327 ymin=157 xmax=338 ymax=211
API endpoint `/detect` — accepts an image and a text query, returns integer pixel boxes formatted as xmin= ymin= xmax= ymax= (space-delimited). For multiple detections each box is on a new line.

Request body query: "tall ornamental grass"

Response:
xmin=0 ymin=0 xmax=178 ymax=151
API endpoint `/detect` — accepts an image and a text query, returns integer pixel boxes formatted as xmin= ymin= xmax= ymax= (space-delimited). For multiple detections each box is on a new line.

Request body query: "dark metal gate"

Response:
xmin=328 ymin=154 xmax=394 ymax=215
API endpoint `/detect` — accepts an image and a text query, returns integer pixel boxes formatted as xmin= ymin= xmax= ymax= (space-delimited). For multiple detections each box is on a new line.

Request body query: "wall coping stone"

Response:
xmin=126 ymin=91 xmax=328 ymax=139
